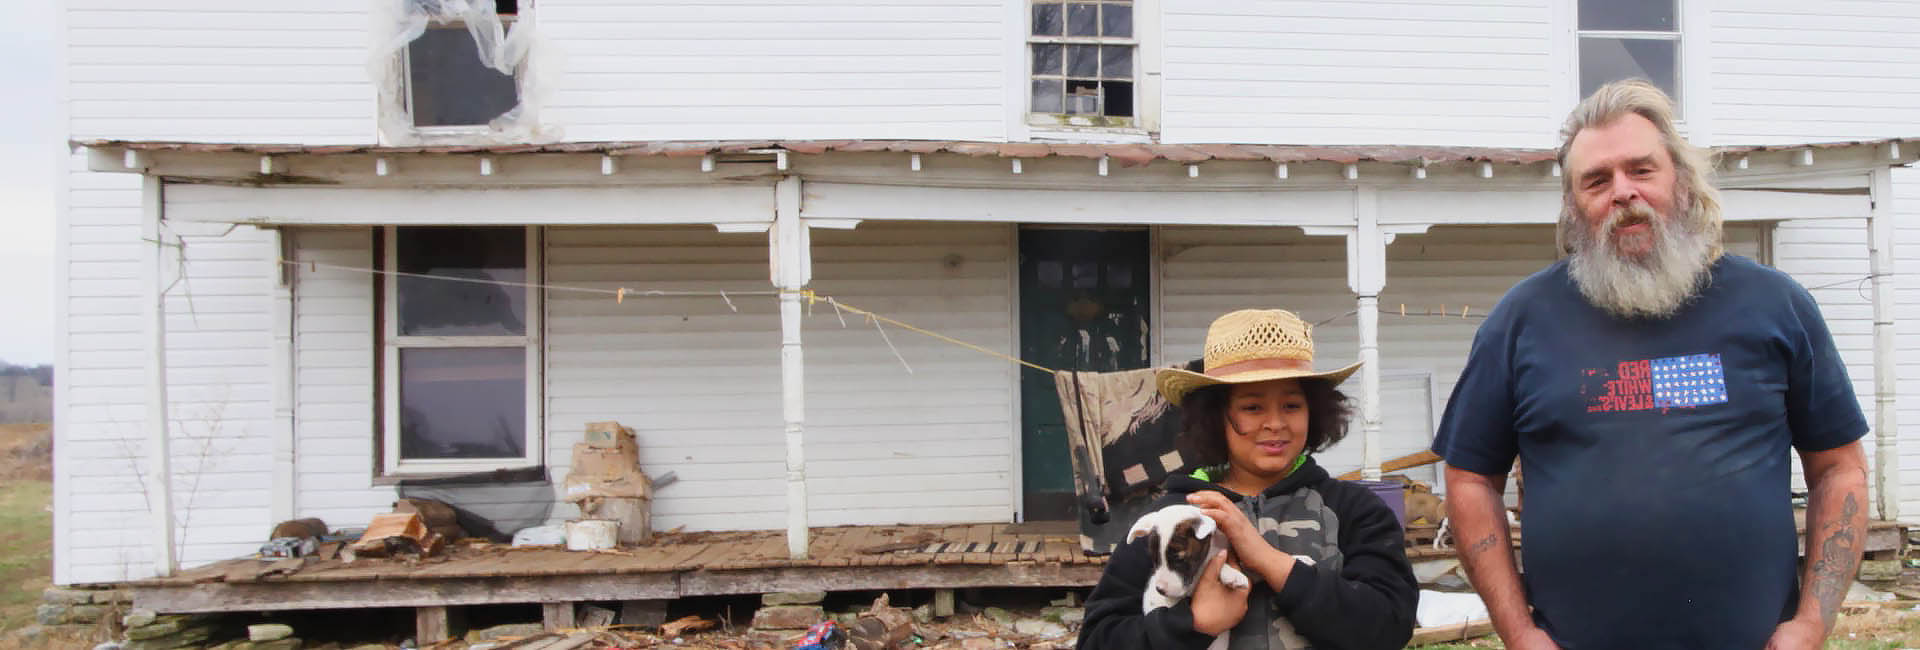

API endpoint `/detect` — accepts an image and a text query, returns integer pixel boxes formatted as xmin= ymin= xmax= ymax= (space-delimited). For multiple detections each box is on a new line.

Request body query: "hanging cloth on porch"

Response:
xmin=1054 ymin=360 xmax=1205 ymax=555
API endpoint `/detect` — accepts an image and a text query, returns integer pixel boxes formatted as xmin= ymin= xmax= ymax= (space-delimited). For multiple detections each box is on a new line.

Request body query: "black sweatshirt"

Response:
xmin=1077 ymin=458 xmax=1418 ymax=650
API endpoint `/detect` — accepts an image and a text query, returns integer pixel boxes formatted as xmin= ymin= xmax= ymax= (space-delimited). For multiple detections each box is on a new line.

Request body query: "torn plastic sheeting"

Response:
xmin=371 ymin=0 xmax=542 ymax=139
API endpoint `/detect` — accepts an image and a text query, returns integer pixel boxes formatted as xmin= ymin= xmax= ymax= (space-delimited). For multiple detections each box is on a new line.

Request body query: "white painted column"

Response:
xmin=269 ymin=228 xmax=296 ymax=524
xmin=140 ymin=175 xmax=178 ymax=576
xmin=1351 ymin=187 xmax=1386 ymax=482
xmin=1867 ymin=167 xmax=1899 ymax=522
xmin=771 ymin=176 xmax=812 ymax=559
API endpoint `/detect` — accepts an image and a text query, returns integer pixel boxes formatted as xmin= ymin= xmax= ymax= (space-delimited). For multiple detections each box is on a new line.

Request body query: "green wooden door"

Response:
xmin=1018 ymin=228 xmax=1152 ymax=521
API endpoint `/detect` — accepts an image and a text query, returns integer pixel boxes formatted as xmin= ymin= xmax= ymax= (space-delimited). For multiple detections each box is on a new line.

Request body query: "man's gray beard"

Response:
xmin=1565 ymin=200 xmax=1716 ymax=319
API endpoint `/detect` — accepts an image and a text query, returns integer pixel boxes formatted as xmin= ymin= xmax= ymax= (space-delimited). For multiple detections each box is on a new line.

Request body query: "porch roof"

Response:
xmin=74 ymin=136 xmax=1917 ymax=168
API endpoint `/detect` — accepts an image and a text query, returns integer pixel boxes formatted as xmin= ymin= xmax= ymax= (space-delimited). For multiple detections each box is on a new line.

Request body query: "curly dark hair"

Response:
xmin=1179 ymin=377 xmax=1355 ymax=467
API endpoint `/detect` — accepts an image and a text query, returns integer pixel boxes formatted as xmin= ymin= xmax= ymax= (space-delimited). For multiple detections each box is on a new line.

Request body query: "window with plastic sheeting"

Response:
xmin=381 ymin=226 xmax=543 ymax=475
xmin=376 ymin=0 xmax=536 ymax=139
xmin=1028 ymin=0 xmax=1138 ymax=128
xmin=1577 ymin=0 xmax=1682 ymax=116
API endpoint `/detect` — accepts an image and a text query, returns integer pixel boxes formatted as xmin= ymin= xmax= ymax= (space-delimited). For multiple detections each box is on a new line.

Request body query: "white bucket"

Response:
xmin=564 ymin=519 xmax=619 ymax=551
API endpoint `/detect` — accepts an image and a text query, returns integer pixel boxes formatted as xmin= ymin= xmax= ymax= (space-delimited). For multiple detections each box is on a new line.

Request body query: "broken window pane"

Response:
xmin=1066 ymin=80 xmax=1101 ymax=115
xmin=1579 ymin=0 xmax=1674 ymax=31
xmin=1066 ymin=44 xmax=1099 ymax=77
xmin=1032 ymin=43 xmax=1063 ymax=75
xmin=1103 ymin=80 xmax=1134 ymax=117
xmin=1579 ymin=37 xmax=1678 ymax=110
xmin=397 ymin=226 xmax=527 ymax=336
xmin=399 ymin=347 xmax=526 ymax=460
xmin=407 ymin=26 xmax=519 ymax=127
xmin=1032 ymin=3 xmax=1063 ymax=36
xmin=1102 ymin=3 xmax=1132 ymax=38
xmin=1032 ymin=79 xmax=1064 ymax=113
xmin=1067 ymin=3 xmax=1099 ymax=36
xmin=1101 ymin=46 xmax=1132 ymax=79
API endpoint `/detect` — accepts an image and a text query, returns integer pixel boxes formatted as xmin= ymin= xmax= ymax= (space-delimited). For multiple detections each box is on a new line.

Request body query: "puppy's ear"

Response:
xmin=1191 ymin=514 xmax=1217 ymax=541
xmin=1126 ymin=513 xmax=1159 ymax=544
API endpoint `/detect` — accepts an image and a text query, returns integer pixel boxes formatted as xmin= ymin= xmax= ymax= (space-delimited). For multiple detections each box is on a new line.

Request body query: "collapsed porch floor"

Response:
xmin=132 ymin=523 xmax=1104 ymax=614
xmin=129 ymin=518 xmax=1908 ymax=615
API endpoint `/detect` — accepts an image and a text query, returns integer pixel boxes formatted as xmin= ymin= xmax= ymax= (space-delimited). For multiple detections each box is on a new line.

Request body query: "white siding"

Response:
xmin=543 ymin=226 xmax=786 ymax=531
xmin=290 ymin=229 xmax=396 ymax=526
xmin=61 ymin=0 xmax=376 ymax=583
xmin=544 ymin=222 xmax=1016 ymax=531
xmin=803 ymin=222 xmax=1015 ymax=525
xmin=539 ymin=0 xmax=1007 ymax=141
xmin=58 ymin=154 xmax=278 ymax=582
xmin=1893 ymin=169 xmax=1920 ymax=517
xmin=66 ymin=1 xmax=374 ymax=143
xmin=1159 ymin=0 xmax=1554 ymax=147
xmin=1709 ymin=2 xmax=1920 ymax=144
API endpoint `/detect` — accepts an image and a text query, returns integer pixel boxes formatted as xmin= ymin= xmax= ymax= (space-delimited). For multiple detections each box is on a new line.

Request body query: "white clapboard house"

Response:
xmin=56 ymin=0 xmax=1919 ymax=584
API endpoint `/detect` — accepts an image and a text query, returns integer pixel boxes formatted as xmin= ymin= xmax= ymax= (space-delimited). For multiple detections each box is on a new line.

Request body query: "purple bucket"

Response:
xmin=1350 ymin=480 xmax=1406 ymax=526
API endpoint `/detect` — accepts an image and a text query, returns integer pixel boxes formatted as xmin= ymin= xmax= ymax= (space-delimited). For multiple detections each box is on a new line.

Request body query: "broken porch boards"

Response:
xmin=128 ymin=523 xmax=1102 ymax=615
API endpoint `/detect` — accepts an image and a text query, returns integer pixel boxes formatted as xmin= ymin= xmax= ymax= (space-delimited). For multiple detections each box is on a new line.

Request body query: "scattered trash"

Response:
xmin=794 ymin=621 xmax=847 ymax=649
xmin=512 ymin=524 xmax=567 ymax=547
xmin=350 ymin=512 xmax=443 ymax=558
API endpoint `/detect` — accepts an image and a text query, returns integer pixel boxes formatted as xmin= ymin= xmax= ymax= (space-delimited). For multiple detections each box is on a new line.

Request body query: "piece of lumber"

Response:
xmin=416 ymin=605 xmax=462 ymax=644
xmin=1409 ymin=619 xmax=1495 ymax=645
xmin=543 ymin=601 xmax=576 ymax=632
xmin=1337 ymin=450 xmax=1444 ymax=481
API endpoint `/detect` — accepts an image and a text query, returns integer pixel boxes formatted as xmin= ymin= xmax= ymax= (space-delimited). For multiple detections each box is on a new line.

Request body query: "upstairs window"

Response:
xmin=382 ymin=226 xmax=542 ymax=475
xmin=1029 ymin=1 xmax=1136 ymax=127
xmin=1578 ymin=0 xmax=1681 ymax=114
xmin=399 ymin=0 xmax=525 ymax=129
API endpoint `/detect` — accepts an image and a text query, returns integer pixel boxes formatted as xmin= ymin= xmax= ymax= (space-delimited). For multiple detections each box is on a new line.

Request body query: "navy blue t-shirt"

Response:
xmin=1431 ymin=254 xmax=1866 ymax=649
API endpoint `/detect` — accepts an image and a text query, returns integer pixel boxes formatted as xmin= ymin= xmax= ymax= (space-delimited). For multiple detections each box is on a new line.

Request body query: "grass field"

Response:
xmin=0 ymin=423 xmax=52 ymax=635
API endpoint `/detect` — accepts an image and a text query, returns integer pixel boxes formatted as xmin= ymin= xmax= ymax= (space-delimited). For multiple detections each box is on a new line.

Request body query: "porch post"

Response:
xmin=1351 ymin=187 xmax=1386 ymax=482
xmin=269 ymin=228 xmax=296 ymax=524
xmin=772 ymin=176 xmax=812 ymax=559
xmin=1867 ymin=166 xmax=1900 ymax=522
xmin=140 ymin=174 xmax=179 ymax=576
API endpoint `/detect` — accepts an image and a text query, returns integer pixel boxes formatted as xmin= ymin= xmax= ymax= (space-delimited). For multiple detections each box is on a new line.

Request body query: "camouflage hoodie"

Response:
xmin=1076 ymin=457 xmax=1418 ymax=650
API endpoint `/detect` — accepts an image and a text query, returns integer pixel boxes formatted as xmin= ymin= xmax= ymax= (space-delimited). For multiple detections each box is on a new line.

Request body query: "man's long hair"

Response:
xmin=1554 ymin=79 xmax=1724 ymax=258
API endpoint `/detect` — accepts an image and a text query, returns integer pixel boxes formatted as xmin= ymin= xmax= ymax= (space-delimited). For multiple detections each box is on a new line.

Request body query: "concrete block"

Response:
xmin=751 ymin=605 xmax=824 ymax=630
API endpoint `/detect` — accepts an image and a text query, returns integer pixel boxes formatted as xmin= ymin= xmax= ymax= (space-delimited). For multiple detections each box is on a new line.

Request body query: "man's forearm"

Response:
xmin=1444 ymin=468 xmax=1534 ymax=642
xmin=1798 ymin=463 xmax=1869 ymax=632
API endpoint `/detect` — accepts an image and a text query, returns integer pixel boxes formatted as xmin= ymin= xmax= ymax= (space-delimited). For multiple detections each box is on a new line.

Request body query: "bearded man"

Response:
xmin=1431 ymin=79 xmax=1870 ymax=650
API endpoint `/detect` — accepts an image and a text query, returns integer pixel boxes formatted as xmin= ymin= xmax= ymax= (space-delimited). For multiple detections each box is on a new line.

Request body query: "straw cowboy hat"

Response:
xmin=1155 ymin=309 xmax=1362 ymax=405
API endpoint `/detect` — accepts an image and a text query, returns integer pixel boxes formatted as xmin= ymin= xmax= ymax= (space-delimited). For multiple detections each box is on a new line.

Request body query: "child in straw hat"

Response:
xmin=1078 ymin=309 xmax=1417 ymax=650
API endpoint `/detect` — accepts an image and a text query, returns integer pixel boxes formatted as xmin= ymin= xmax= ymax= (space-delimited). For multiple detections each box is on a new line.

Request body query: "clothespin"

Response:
xmin=1461 ymin=305 xmax=1470 ymax=318
xmin=616 ymin=288 xmax=625 ymax=304
xmin=1400 ymin=304 xmax=1406 ymax=317
xmin=721 ymin=290 xmax=737 ymax=312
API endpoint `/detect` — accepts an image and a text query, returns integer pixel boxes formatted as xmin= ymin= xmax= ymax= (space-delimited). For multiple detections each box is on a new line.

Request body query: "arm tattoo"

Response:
xmin=1807 ymin=492 xmax=1860 ymax=629
xmin=1466 ymin=533 xmax=1499 ymax=557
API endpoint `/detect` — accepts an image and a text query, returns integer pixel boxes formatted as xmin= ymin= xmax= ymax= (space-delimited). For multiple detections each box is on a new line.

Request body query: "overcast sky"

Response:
xmin=0 ymin=0 xmax=57 ymax=365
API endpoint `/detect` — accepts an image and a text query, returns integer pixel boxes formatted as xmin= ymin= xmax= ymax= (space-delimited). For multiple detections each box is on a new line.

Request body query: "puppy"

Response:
xmin=1128 ymin=504 xmax=1249 ymax=649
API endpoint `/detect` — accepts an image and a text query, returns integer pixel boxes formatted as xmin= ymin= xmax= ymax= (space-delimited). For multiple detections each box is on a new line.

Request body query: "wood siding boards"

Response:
xmin=291 ymin=229 xmax=397 ymax=526
xmin=539 ymin=0 xmax=1007 ymax=141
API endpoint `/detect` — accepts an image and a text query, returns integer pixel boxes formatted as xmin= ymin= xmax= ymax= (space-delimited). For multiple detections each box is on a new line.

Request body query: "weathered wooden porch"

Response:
xmin=130 ymin=522 xmax=1102 ymax=640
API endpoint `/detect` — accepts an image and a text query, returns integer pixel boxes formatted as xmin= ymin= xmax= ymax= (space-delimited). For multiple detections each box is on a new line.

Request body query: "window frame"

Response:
xmin=380 ymin=225 xmax=543 ymax=476
xmin=400 ymin=12 xmax=524 ymax=134
xmin=1026 ymin=0 xmax=1143 ymax=130
xmin=1574 ymin=0 xmax=1683 ymax=117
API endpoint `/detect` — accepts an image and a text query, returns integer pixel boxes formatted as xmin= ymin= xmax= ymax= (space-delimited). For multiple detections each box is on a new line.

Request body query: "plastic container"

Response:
xmin=564 ymin=519 xmax=619 ymax=551
xmin=1350 ymin=480 xmax=1407 ymax=525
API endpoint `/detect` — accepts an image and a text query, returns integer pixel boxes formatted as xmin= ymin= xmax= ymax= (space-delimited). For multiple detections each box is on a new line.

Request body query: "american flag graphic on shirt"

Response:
xmin=1583 ymin=353 xmax=1729 ymax=413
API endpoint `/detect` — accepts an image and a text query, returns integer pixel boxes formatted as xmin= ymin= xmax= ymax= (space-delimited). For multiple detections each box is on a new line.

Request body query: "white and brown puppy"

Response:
xmin=1128 ymin=504 xmax=1250 ymax=648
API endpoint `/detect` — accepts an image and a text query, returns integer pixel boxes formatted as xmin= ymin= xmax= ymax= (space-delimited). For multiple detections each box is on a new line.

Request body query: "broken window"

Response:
xmin=383 ymin=226 xmax=542 ymax=475
xmin=1577 ymin=0 xmax=1681 ymax=115
xmin=375 ymin=0 xmax=536 ymax=138
xmin=1029 ymin=1 xmax=1136 ymax=126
